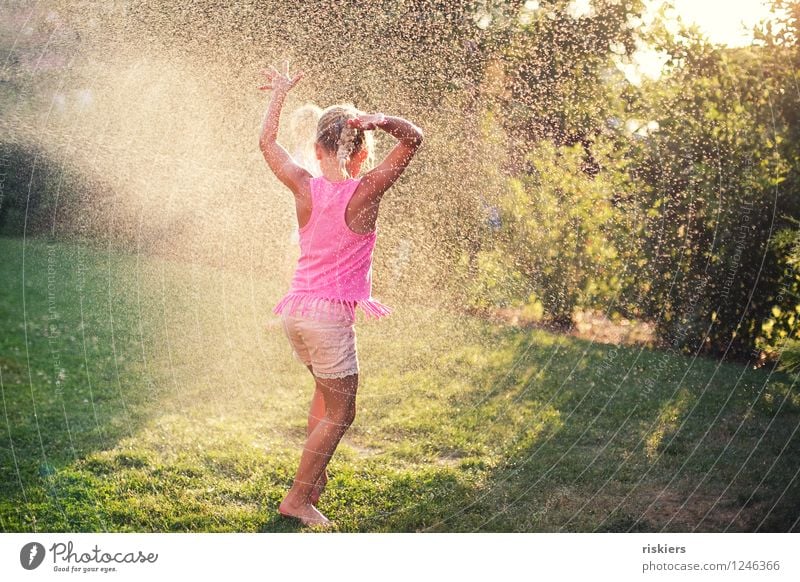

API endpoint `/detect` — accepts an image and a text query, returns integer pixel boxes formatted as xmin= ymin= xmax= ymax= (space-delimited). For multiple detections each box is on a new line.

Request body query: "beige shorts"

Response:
xmin=281 ymin=313 xmax=359 ymax=379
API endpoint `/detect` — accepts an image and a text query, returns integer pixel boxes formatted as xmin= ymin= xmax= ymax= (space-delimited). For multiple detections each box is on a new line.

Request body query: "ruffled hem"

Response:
xmin=355 ymin=297 xmax=392 ymax=318
xmin=273 ymin=292 xmax=392 ymax=320
xmin=313 ymin=367 xmax=359 ymax=379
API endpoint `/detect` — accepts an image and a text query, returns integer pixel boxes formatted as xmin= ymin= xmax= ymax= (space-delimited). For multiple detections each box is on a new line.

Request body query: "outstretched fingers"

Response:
xmin=258 ymin=63 xmax=303 ymax=91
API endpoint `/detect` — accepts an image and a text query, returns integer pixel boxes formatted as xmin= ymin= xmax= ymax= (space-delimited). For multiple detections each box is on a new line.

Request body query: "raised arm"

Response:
xmin=350 ymin=113 xmax=424 ymax=205
xmin=258 ymin=61 xmax=311 ymax=198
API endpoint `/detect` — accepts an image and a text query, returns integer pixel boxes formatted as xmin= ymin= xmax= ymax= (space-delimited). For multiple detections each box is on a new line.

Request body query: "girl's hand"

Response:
xmin=347 ymin=113 xmax=386 ymax=131
xmin=258 ymin=59 xmax=303 ymax=93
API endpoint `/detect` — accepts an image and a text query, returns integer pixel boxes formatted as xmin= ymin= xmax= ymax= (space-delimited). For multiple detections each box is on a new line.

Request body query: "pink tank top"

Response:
xmin=272 ymin=176 xmax=392 ymax=322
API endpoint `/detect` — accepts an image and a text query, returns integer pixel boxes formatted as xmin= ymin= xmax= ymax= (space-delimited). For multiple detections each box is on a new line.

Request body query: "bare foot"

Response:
xmin=279 ymin=496 xmax=332 ymax=527
xmin=309 ymin=470 xmax=328 ymax=506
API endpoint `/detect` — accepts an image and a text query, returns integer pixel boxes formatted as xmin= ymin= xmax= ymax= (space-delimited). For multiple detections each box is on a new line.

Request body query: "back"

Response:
xmin=272 ymin=176 xmax=392 ymax=320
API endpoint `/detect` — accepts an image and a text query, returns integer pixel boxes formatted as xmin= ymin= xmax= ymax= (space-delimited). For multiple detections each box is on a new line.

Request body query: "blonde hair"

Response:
xmin=288 ymin=103 xmax=323 ymax=176
xmin=316 ymin=104 xmax=375 ymax=178
xmin=288 ymin=103 xmax=322 ymax=150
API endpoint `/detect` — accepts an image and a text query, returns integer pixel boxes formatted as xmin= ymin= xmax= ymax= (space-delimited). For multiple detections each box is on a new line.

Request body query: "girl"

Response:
xmin=258 ymin=61 xmax=423 ymax=527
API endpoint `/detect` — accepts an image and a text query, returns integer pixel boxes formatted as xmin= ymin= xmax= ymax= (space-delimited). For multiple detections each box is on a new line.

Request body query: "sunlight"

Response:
xmin=617 ymin=0 xmax=784 ymax=86
xmin=651 ymin=0 xmax=779 ymax=47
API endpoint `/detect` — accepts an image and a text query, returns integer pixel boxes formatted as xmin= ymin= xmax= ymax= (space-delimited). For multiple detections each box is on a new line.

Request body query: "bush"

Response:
xmin=755 ymin=225 xmax=800 ymax=362
xmin=486 ymin=137 xmax=636 ymax=325
xmin=0 ymin=141 xmax=82 ymax=237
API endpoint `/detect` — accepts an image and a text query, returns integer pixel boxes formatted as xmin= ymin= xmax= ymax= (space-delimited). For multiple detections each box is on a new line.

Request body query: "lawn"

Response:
xmin=0 ymin=235 xmax=798 ymax=532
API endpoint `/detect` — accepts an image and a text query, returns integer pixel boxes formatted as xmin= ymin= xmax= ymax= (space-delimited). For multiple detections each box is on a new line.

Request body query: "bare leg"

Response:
xmin=279 ymin=372 xmax=358 ymax=526
xmin=305 ymin=367 xmax=329 ymax=504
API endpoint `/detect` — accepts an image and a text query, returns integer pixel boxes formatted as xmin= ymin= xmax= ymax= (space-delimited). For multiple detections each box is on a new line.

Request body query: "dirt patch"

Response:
xmin=341 ymin=439 xmax=383 ymax=458
xmin=436 ymin=451 xmax=468 ymax=467
xmin=635 ymin=484 xmax=760 ymax=532
xmin=467 ymin=306 xmax=658 ymax=347
xmin=571 ymin=309 xmax=658 ymax=347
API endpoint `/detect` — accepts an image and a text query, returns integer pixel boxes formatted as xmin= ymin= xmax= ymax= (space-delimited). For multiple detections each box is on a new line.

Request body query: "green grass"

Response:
xmin=1 ymin=235 xmax=798 ymax=532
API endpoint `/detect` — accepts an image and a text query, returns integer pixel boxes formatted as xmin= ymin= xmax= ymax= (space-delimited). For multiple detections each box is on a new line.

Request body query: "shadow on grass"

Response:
xmin=0 ymin=236 xmax=179 ymax=531
xmin=426 ymin=323 xmax=800 ymax=532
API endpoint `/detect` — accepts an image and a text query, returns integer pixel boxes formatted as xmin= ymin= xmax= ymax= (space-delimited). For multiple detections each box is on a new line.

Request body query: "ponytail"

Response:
xmin=316 ymin=105 xmax=373 ymax=178
xmin=336 ymin=121 xmax=359 ymax=178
